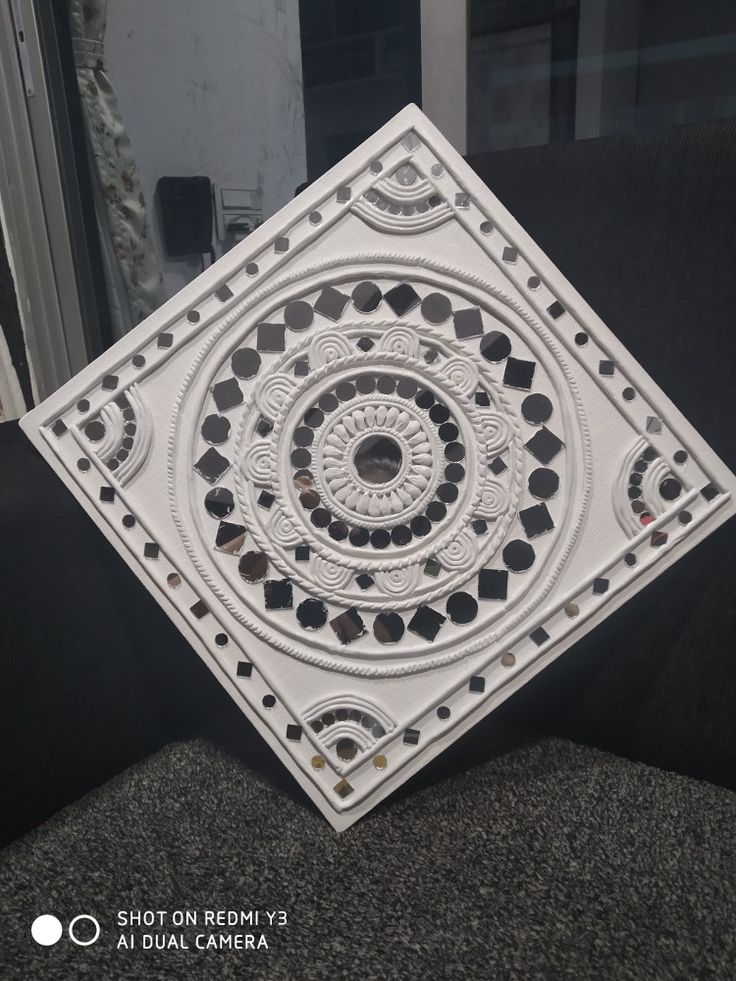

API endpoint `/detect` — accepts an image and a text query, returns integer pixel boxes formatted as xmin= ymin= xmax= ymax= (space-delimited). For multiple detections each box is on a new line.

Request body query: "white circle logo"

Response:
xmin=68 ymin=914 xmax=101 ymax=946
xmin=30 ymin=914 xmax=63 ymax=946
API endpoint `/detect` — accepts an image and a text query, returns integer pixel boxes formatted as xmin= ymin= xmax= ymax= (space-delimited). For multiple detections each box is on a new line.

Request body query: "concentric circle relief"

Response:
xmin=169 ymin=260 xmax=590 ymax=675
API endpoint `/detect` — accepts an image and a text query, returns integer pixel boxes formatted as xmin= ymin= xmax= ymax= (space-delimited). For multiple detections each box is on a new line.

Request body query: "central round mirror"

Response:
xmin=353 ymin=435 xmax=403 ymax=484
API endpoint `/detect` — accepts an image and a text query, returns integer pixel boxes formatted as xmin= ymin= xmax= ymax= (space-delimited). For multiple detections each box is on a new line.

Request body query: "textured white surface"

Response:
xmin=21 ymin=106 xmax=736 ymax=829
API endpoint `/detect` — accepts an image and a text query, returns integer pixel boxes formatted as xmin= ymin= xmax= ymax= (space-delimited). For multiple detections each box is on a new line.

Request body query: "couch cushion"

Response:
xmin=0 ymin=420 xmax=226 ymax=847
xmin=1 ymin=735 xmax=734 ymax=980
xmin=467 ymin=119 xmax=736 ymax=791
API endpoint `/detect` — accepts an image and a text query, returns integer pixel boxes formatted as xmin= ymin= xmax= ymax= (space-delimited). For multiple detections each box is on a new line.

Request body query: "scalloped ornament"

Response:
xmin=21 ymin=106 xmax=736 ymax=829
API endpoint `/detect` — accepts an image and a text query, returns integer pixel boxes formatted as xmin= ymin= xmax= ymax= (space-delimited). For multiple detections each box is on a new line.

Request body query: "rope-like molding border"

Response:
xmin=167 ymin=253 xmax=592 ymax=678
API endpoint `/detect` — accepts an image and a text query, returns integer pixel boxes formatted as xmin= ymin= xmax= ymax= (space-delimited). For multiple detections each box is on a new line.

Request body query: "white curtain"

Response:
xmin=0 ymin=325 xmax=26 ymax=420
xmin=69 ymin=0 xmax=165 ymax=337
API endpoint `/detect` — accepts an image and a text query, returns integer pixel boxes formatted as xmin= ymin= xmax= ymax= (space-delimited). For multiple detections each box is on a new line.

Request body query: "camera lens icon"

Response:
xmin=30 ymin=915 xmax=63 ymax=946
xmin=68 ymin=914 xmax=101 ymax=946
xmin=31 ymin=913 xmax=100 ymax=947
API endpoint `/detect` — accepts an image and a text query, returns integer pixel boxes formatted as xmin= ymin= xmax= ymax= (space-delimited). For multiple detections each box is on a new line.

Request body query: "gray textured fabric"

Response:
xmin=1 ymin=735 xmax=735 ymax=981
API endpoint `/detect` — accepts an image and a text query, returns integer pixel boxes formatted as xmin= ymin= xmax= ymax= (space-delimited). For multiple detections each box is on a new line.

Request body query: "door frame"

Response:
xmin=0 ymin=0 xmax=106 ymax=402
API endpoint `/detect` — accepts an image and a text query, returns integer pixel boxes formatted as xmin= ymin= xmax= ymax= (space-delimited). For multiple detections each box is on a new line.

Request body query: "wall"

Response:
xmin=105 ymin=0 xmax=307 ymax=299
xmin=467 ymin=24 xmax=552 ymax=154
xmin=635 ymin=0 xmax=736 ymax=133
xmin=298 ymin=0 xmax=421 ymax=179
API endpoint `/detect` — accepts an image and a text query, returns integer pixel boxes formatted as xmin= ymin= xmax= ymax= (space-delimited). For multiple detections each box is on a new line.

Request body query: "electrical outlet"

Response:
xmin=215 ymin=186 xmax=262 ymax=247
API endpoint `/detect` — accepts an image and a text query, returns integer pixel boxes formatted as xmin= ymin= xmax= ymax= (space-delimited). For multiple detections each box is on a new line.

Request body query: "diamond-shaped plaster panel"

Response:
xmin=21 ymin=106 xmax=736 ymax=830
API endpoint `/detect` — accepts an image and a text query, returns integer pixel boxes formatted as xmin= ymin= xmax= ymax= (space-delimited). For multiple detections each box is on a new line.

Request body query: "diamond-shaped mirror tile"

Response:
xmin=21 ymin=106 xmax=736 ymax=830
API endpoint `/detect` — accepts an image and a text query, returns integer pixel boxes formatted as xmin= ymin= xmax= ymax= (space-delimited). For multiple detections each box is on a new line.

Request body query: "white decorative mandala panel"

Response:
xmin=21 ymin=106 xmax=736 ymax=829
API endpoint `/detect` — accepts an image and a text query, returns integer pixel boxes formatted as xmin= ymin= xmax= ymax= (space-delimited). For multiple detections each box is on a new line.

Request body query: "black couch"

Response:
xmin=1 ymin=120 xmax=736 ymax=980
